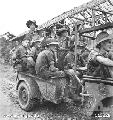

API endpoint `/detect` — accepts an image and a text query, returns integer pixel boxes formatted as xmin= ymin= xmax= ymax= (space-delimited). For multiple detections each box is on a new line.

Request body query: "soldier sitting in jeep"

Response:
xmin=87 ymin=31 xmax=113 ymax=79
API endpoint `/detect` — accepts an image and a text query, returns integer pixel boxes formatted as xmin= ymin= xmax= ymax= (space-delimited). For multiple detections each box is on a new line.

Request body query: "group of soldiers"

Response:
xmin=12 ymin=20 xmax=86 ymax=74
xmin=12 ymin=19 xmax=113 ymax=101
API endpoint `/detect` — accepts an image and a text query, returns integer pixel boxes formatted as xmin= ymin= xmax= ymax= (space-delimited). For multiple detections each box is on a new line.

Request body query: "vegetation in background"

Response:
xmin=0 ymin=33 xmax=15 ymax=64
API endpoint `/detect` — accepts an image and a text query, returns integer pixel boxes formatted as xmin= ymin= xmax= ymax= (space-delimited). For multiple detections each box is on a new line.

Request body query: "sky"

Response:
xmin=0 ymin=0 xmax=91 ymax=36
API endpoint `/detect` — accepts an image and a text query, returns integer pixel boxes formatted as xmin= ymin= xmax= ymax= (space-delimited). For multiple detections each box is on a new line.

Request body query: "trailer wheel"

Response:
xmin=18 ymin=82 xmax=38 ymax=111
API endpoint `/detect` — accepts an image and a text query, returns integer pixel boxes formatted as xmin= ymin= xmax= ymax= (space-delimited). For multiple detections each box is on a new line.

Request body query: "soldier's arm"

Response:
xmin=49 ymin=62 xmax=58 ymax=71
xmin=29 ymin=47 xmax=36 ymax=57
xmin=24 ymin=32 xmax=31 ymax=41
xmin=12 ymin=50 xmax=17 ymax=60
xmin=15 ymin=48 xmax=21 ymax=59
xmin=96 ymin=56 xmax=113 ymax=66
xmin=47 ymin=52 xmax=58 ymax=71
xmin=64 ymin=54 xmax=73 ymax=69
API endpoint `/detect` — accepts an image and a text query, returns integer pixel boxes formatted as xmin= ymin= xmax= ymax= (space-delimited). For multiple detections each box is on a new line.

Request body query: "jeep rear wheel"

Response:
xmin=18 ymin=82 xmax=38 ymax=111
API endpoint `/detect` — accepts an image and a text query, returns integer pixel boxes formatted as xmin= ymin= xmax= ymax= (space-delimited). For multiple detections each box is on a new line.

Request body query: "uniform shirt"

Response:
xmin=35 ymin=49 xmax=55 ymax=75
xmin=24 ymin=30 xmax=36 ymax=42
xmin=64 ymin=52 xmax=75 ymax=69
xmin=29 ymin=46 xmax=41 ymax=61
xmin=58 ymin=37 xmax=70 ymax=49
xmin=87 ymin=49 xmax=111 ymax=78
xmin=15 ymin=45 xmax=28 ymax=59
xmin=29 ymin=47 xmax=36 ymax=57
xmin=64 ymin=52 xmax=85 ymax=69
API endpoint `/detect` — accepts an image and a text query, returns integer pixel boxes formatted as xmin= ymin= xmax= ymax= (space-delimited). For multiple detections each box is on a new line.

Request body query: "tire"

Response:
xmin=18 ymin=82 xmax=38 ymax=111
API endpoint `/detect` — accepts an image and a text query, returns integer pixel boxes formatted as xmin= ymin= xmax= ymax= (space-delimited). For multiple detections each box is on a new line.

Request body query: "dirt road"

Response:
xmin=0 ymin=62 xmax=90 ymax=120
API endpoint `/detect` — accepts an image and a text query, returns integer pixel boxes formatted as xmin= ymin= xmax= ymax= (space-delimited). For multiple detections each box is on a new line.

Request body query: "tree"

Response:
xmin=0 ymin=32 xmax=15 ymax=64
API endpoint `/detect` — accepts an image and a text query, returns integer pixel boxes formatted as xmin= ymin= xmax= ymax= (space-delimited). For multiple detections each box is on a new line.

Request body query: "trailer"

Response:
xmin=16 ymin=72 xmax=67 ymax=111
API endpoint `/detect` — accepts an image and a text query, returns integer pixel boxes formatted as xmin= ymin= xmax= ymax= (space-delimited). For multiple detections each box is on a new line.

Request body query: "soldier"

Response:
xmin=64 ymin=45 xmax=85 ymax=70
xmin=87 ymin=31 xmax=113 ymax=78
xmin=24 ymin=20 xmax=38 ymax=42
xmin=28 ymin=39 xmax=42 ymax=64
xmin=47 ymin=24 xmax=57 ymax=39
xmin=12 ymin=39 xmax=30 ymax=72
xmin=56 ymin=27 xmax=70 ymax=49
xmin=35 ymin=38 xmax=65 ymax=79
xmin=63 ymin=45 xmax=85 ymax=100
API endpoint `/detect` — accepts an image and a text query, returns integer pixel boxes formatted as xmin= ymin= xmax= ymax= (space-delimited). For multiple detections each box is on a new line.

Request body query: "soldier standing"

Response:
xmin=64 ymin=45 xmax=86 ymax=100
xmin=56 ymin=27 xmax=70 ymax=49
xmin=64 ymin=45 xmax=85 ymax=70
xmin=24 ymin=20 xmax=38 ymax=42
xmin=48 ymin=25 xmax=57 ymax=39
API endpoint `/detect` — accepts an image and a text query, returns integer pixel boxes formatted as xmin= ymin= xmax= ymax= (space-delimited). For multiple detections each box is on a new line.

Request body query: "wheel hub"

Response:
xmin=21 ymin=89 xmax=28 ymax=102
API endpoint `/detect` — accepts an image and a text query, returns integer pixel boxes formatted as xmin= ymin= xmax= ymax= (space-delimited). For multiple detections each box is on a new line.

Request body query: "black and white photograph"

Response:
xmin=0 ymin=0 xmax=113 ymax=119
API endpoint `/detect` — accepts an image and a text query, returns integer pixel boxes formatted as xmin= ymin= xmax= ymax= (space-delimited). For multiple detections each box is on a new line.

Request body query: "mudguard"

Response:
xmin=82 ymin=76 xmax=113 ymax=116
xmin=16 ymin=72 xmax=41 ymax=100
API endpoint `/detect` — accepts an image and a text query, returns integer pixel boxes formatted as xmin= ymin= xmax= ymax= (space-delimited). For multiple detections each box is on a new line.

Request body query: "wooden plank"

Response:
xmin=81 ymin=34 xmax=95 ymax=39
xmin=82 ymin=77 xmax=113 ymax=84
xmin=38 ymin=0 xmax=107 ymax=30
xmin=74 ymin=17 xmax=92 ymax=23
xmin=79 ymin=22 xmax=113 ymax=34
xmin=89 ymin=7 xmax=113 ymax=15
xmin=83 ymin=75 xmax=113 ymax=81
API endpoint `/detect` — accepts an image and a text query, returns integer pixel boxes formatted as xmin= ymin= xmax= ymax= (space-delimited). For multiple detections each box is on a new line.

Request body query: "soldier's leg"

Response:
xmin=65 ymin=69 xmax=82 ymax=100
xmin=27 ymin=57 xmax=36 ymax=74
xmin=21 ymin=58 xmax=28 ymax=71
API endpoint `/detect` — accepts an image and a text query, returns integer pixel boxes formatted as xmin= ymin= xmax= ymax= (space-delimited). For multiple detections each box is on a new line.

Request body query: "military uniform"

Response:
xmin=64 ymin=52 xmax=75 ymax=69
xmin=35 ymin=49 xmax=64 ymax=79
xmin=29 ymin=46 xmax=38 ymax=62
xmin=87 ymin=49 xmax=111 ymax=78
xmin=64 ymin=52 xmax=85 ymax=69
xmin=24 ymin=30 xmax=36 ymax=42
xmin=57 ymin=37 xmax=70 ymax=49
xmin=12 ymin=45 xmax=29 ymax=71
xmin=64 ymin=50 xmax=83 ymax=100
xmin=13 ymin=43 xmax=37 ymax=73
xmin=87 ymin=31 xmax=113 ymax=78
xmin=29 ymin=39 xmax=42 ymax=60
xmin=24 ymin=20 xmax=38 ymax=42
xmin=56 ymin=27 xmax=70 ymax=49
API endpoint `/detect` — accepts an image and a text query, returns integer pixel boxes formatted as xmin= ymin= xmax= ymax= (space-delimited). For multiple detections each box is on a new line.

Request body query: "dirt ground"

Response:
xmin=0 ymin=60 xmax=92 ymax=120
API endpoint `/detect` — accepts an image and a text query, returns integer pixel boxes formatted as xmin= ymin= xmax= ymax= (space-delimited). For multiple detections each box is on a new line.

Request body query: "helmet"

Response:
xmin=95 ymin=31 xmax=109 ymax=47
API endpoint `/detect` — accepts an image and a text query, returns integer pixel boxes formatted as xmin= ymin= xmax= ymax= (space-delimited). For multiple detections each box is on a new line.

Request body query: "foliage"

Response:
xmin=0 ymin=33 xmax=15 ymax=64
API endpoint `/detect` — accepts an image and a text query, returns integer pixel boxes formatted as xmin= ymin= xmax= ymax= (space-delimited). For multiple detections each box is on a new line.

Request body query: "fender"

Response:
xmin=16 ymin=73 xmax=41 ymax=99
xmin=83 ymin=79 xmax=113 ymax=116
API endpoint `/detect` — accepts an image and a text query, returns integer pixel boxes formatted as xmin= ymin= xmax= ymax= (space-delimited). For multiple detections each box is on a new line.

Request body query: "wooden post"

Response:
xmin=68 ymin=18 xmax=78 ymax=73
xmin=104 ymin=13 xmax=107 ymax=23
xmin=74 ymin=22 xmax=78 ymax=73
xmin=92 ymin=9 xmax=96 ymax=49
